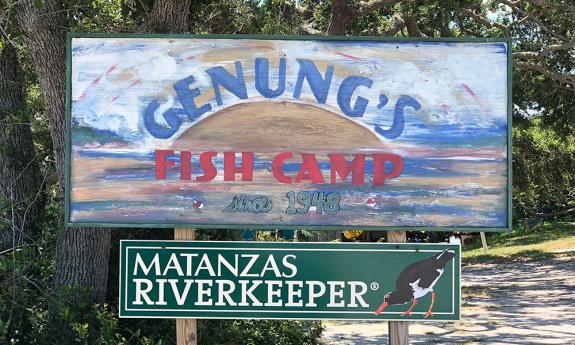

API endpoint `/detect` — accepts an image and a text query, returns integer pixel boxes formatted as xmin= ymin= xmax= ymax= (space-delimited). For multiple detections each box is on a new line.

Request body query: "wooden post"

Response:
xmin=387 ymin=231 xmax=409 ymax=345
xmin=174 ymin=228 xmax=198 ymax=345
xmin=480 ymin=232 xmax=489 ymax=253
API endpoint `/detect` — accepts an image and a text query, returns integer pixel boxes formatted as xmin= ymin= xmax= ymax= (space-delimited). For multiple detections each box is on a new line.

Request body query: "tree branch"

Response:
xmin=404 ymin=16 xmax=425 ymax=37
xmin=455 ymin=13 xmax=479 ymax=36
xmin=514 ymin=51 xmax=544 ymax=61
xmin=382 ymin=13 xmax=406 ymax=36
xmin=301 ymin=23 xmax=322 ymax=35
xmin=356 ymin=0 xmax=404 ymax=16
xmin=514 ymin=40 xmax=575 ymax=63
xmin=327 ymin=0 xmax=405 ymax=35
xmin=460 ymin=8 xmax=509 ymax=36
xmin=526 ymin=0 xmax=575 ymax=14
xmin=498 ymin=0 xmax=566 ymax=40
xmin=515 ymin=61 xmax=575 ymax=87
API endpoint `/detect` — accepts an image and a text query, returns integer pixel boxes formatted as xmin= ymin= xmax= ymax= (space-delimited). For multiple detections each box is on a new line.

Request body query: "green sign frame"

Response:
xmin=119 ymin=240 xmax=461 ymax=320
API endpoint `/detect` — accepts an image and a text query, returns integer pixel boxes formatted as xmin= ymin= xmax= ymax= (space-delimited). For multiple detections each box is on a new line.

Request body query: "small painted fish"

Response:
xmin=192 ymin=199 xmax=204 ymax=209
xmin=366 ymin=197 xmax=377 ymax=208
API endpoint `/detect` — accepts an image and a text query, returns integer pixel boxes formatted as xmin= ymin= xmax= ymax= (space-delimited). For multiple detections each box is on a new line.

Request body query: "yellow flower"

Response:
xmin=343 ymin=230 xmax=363 ymax=240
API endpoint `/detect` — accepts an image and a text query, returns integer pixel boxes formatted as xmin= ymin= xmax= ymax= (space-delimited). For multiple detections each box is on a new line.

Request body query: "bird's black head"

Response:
xmin=383 ymin=290 xmax=411 ymax=305
xmin=435 ymin=250 xmax=455 ymax=266
xmin=374 ymin=290 xmax=413 ymax=315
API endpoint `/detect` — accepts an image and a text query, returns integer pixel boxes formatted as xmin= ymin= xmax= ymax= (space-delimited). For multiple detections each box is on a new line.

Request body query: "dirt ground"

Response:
xmin=322 ymin=253 xmax=575 ymax=344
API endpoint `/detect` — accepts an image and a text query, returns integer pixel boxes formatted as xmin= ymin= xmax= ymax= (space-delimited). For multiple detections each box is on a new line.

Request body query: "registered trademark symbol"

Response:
xmin=370 ymin=282 xmax=379 ymax=290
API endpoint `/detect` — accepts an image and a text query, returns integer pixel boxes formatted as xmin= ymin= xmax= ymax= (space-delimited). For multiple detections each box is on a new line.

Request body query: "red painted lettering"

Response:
xmin=328 ymin=154 xmax=366 ymax=186
xmin=224 ymin=152 xmax=254 ymax=181
xmin=155 ymin=150 xmax=174 ymax=179
xmin=180 ymin=151 xmax=191 ymax=180
xmin=295 ymin=153 xmax=325 ymax=184
xmin=372 ymin=153 xmax=403 ymax=185
xmin=272 ymin=152 xmax=293 ymax=184
xmin=196 ymin=151 xmax=217 ymax=182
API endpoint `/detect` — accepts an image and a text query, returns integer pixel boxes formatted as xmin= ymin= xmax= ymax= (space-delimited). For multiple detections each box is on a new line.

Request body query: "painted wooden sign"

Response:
xmin=66 ymin=34 xmax=511 ymax=230
xmin=119 ymin=241 xmax=461 ymax=320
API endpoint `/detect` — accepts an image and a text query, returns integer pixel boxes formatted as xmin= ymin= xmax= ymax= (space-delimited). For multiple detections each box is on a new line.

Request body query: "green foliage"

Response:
xmin=199 ymin=319 xmax=324 ymax=345
xmin=191 ymin=0 xmax=262 ymax=34
xmin=0 ymin=196 xmax=58 ymax=345
xmin=66 ymin=303 xmax=167 ymax=345
xmin=0 ymin=194 xmax=177 ymax=344
xmin=305 ymin=0 xmax=330 ymax=33
xmin=512 ymin=120 xmax=575 ymax=219
xmin=72 ymin=0 xmax=135 ymax=32
xmin=259 ymin=0 xmax=303 ymax=35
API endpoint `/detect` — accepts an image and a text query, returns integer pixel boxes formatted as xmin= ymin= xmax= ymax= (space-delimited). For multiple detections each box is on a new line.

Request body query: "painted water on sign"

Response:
xmin=68 ymin=36 xmax=509 ymax=229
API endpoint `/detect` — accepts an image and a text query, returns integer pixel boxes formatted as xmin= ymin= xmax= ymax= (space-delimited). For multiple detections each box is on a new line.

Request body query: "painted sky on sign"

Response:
xmin=71 ymin=38 xmax=508 ymax=153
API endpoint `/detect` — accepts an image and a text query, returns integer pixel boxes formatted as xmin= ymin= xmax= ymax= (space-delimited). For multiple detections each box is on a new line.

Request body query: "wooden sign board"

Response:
xmin=119 ymin=241 xmax=461 ymax=320
xmin=65 ymin=34 xmax=511 ymax=231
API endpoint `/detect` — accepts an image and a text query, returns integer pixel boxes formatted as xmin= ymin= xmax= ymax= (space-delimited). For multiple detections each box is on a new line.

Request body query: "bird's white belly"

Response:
xmin=410 ymin=269 xmax=444 ymax=299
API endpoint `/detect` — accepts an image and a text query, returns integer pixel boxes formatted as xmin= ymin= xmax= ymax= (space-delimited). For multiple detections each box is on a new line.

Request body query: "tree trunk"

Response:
xmin=0 ymin=43 xmax=42 ymax=249
xmin=15 ymin=1 xmax=112 ymax=342
xmin=327 ymin=0 xmax=352 ymax=35
xmin=405 ymin=16 xmax=424 ymax=37
xmin=16 ymin=0 xmax=191 ymax=341
xmin=140 ymin=0 xmax=191 ymax=33
xmin=15 ymin=1 xmax=66 ymax=183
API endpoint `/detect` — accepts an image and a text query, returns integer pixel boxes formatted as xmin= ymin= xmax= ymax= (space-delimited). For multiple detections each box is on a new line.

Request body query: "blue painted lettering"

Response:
xmin=206 ymin=61 xmax=248 ymax=105
xmin=375 ymin=95 xmax=421 ymax=139
xmin=293 ymin=59 xmax=333 ymax=104
xmin=255 ymin=58 xmax=286 ymax=98
xmin=337 ymin=76 xmax=373 ymax=117
xmin=143 ymin=100 xmax=184 ymax=139
xmin=173 ymin=75 xmax=212 ymax=120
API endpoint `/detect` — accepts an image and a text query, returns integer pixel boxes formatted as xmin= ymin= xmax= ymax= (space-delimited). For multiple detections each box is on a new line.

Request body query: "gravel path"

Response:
xmin=322 ymin=254 xmax=575 ymax=344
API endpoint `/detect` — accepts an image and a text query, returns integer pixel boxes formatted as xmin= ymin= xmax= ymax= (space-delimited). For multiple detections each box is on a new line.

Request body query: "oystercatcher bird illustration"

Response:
xmin=374 ymin=249 xmax=455 ymax=318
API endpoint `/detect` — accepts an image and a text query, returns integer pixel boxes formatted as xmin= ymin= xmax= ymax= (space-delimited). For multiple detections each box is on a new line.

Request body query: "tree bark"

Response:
xmin=15 ymin=0 xmax=191 ymax=341
xmin=405 ymin=16 xmax=424 ymax=37
xmin=0 ymin=43 xmax=42 ymax=249
xmin=327 ymin=0 xmax=353 ymax=35
xmin=140 ymin=0 xmax=191 ymax=33
xmin=15 ymin=1 xmax=66 ymax=182
xmin=15 ymin=1 xmax=112 ymax=342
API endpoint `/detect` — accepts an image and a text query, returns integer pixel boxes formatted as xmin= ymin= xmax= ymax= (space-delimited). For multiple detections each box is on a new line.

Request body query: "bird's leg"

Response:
xmin=424 ymin=291 xmax=436 ymax=318
xmin=374 ymin=301 xmax=389 ymax=315
xmin=401 ymin=299 xmax=417 ymax=316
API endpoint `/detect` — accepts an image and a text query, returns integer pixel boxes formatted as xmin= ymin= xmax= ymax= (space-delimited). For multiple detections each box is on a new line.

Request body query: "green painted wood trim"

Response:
xmin=507 ymin=39 xmax=514 ymax=231
xmin=64 ymin=33 xmax=73 ymax=227
xmin=67 ymin=32 xmax=510 ymax=43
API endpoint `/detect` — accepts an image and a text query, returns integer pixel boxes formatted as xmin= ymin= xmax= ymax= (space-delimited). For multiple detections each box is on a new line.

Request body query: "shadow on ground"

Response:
xmin=322 ymin=254 xmax=575 ymax=345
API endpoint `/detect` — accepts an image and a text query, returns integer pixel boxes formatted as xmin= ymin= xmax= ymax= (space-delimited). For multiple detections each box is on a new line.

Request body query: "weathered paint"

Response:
xmin=66 ymin=35 xmax=511 ymax=230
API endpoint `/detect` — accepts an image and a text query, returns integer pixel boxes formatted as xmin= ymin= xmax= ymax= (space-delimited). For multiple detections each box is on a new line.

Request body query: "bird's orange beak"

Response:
xmin=374 ymin=302 xmax=389 ymax=315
